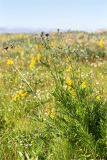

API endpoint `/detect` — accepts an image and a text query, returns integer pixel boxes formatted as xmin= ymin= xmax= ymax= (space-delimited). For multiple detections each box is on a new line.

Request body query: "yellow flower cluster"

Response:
xmin=99 ymin=39 xmax=104 ymax=48
xmin=29 ymin=55 xmax=36 ymax=69
xmin=13 ymin=90 xmax=27 ymax=101
xmin=66 ymin=77 xmax=75 ymax=96
xmin=29 ymin=53 xmax=41 ymax=69
xmin=68 ymin=86 xmax=75 ymax=96
xmin=66 ymin=66 xmax=72 ymax=72
xmin=81 ymin=81 xmax=87 ymax=89
xmin=7 ymin=59 xmax=14 ymax=65
xmin=66 ymin=77 xmax=72 ymax=86
xmin=96 ymin=95 xmax=101 ymax=101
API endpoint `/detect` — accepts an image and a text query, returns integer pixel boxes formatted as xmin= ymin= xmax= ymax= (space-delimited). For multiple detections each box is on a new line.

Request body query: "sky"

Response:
xmin=0 ymin=0 xmax=107 ymax=31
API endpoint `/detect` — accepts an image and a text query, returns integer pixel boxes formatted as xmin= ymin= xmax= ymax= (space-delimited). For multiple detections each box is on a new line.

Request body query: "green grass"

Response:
xmin=0 ymin=32 xmax=107 ymax=160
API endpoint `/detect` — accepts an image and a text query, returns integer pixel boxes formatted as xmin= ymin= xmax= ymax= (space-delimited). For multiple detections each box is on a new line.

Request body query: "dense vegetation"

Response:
xmin=0 ymin=31 xmax=107 ymax=160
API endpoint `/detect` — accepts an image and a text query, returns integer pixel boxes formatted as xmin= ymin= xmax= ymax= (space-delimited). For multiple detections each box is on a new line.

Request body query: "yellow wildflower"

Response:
xmin=29 ymin=55 xmax=36 ymax=69
xmin=96 ymin=95 xmax=101 ymax=101
xmin=18 ymin=90 xmax=23 ymax=95
xmin=13 ymin=93 xmax=20 ymax=101
xmin=13 ymin=90 xmax=27 ymax=101
xmin=69 ymin=88 xmax=75 ymax=96
xmin=7 ymin=59 xmax=14 ymax=65
xmin=67 ymin=85 xmax=75 ymax=96
xmin=37 ymin=52 xmax=41 ymax=62
xmin=66 ymin=77 xmax=72 ymax=86
xmin=81 ymin=81 xmax=87 ymax=89
xmin=21 ymin=92 xmax=27 ymax=97
xmin=99 ymin=39 xmax=104 ymax=48
xmin=18 ymin=90 xmax=27 ymax=97
xmin=66 ymin=66 xmax=72 ymax=72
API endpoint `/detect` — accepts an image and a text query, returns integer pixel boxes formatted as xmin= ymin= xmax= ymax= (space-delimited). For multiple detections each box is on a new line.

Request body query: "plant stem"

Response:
xmin=14 ymin=65 xmax=34 ymax=92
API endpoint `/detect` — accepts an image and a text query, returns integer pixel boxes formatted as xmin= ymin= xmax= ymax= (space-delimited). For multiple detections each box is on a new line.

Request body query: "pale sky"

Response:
xmin=0 ymin=0 xmax=107 ymax=31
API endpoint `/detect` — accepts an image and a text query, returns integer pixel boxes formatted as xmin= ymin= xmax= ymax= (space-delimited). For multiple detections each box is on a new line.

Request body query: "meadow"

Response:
xmin=0 ymin=31 xmax=107 ymax=160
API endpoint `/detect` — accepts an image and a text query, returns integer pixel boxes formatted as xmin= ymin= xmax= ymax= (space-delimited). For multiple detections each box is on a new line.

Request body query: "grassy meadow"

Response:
xmin=0 ymin=31 xmax=107 ymax=160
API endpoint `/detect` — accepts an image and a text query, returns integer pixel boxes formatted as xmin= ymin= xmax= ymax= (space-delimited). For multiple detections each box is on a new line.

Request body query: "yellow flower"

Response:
xmin=66 ymin=77 xmax=72 ymax=86
xmin=66 ymin=66 xmax=72 ymax=72
xmin=81 ymin=81 xmax=87 ymax=89
xmin=99 ymin=39 xmax=104 ymax=48
xmin=13 ymin=93 xmax=20 ymax=101
xmin=37 ymin=53 xmax=41 ymax=62
xmin=7 ymin=59 xmax=14 ymax=65
xmin=13 ymin=90 xmax=27 ymax=101
xmin=69 ymin=88 xmax=75 ymax=96
xmin=96 ymin=95 xmax=101 ymax=101
xmin=21 ymin=92 xmax=27 ymax=97
xmin=29 ymin=55 xmax=36 ymax=69
xmin=18 ymin=90 xmax=27 ymax=97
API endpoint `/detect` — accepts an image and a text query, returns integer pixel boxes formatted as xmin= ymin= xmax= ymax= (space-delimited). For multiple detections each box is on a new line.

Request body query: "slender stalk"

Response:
xmin=14 ymin=65 xmax=34 ymax=92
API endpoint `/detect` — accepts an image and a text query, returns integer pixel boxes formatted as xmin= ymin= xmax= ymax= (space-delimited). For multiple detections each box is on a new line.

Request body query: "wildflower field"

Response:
xmin=0 ymin=31 xmax=107 ymax=160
